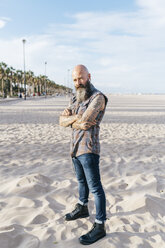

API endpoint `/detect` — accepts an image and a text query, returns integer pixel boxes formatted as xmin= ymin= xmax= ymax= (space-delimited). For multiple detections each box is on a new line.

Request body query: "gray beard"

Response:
xmin=76 ymin=81 xmax=92 ymax=104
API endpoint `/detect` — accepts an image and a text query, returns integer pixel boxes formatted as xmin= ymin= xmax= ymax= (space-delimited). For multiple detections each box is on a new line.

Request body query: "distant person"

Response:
xmin=59 ymin=64 xmax=108 ymax=245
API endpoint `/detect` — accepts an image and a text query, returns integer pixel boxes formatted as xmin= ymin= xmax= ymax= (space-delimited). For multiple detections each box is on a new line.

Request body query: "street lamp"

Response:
xmin=22 ymin=39 xmax=26 ymax=100
xmin=45 ymin=61 xmax=47 ymax=97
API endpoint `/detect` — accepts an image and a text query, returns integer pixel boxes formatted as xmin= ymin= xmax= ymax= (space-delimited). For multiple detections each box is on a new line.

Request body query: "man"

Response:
xmin=59 ymin=65 xmax=108 ymax=245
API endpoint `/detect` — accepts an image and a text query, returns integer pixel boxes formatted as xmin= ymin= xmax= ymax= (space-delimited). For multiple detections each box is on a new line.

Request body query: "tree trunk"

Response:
xmin=39 ymin=84 xmax=41 ymax=94
xmin=17 ymin=83 xmax=20 ymax=96
xmin=2 ymin=78 xmax=4 ymax=98
xmin=10 ymin=80 xmax=13 ymax=97
xmin=32 ymin=82 xmax=35 ymax=95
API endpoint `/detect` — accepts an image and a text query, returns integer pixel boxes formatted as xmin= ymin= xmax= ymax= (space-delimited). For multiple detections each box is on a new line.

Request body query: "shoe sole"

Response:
xmin=65 ymin=214 xmax=89 ymax=221
xmin=79 ymin=233 xmax=106 ymax=245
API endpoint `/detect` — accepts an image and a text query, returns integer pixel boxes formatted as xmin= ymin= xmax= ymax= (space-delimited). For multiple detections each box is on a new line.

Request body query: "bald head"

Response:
xmin=73 ymin=64 xmax=89 ymax=75
xmin=72 ymin=64 xmax=91 ymax=89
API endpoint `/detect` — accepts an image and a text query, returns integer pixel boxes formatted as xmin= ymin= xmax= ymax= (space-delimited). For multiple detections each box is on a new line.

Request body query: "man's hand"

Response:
xmin=59 ymin=108 xmax=82 ymax=127
xmin=61 ymin=108 xmax=72 ymax=116
xmin=72 ymin=119 xmax=97 ymax=130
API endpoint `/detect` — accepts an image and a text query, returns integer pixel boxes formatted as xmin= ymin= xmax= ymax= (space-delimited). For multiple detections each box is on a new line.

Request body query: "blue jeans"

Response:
xmin=72 ymin=153 xmax=106 ymax=222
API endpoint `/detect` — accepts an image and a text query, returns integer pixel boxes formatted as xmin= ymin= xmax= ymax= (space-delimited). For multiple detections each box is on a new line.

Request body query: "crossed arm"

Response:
xmin=59 ymin=95 xmax=105 ymax=130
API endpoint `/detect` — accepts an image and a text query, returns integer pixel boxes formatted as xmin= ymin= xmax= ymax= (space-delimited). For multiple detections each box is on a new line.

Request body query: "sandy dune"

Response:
xmin=0 ymin=95 xmax=165 ymax=248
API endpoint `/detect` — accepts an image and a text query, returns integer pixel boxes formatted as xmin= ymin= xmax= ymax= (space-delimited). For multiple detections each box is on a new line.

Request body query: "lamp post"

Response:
xmin=45 ymin=61 xmax=47 ymax=97
xmin=22 ymin=39 xmax=26 ymax=100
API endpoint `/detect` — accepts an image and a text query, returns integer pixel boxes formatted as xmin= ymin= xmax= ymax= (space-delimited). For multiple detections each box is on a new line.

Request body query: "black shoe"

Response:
xmin=65 ymin=203 xmax=89 ymax=221
xmin=79 ymin=222 xmax=106 ymax=245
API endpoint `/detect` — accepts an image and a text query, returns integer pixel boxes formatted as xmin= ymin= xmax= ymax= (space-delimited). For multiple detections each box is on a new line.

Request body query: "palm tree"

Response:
xmin=0 ymin=67 xmax=4 ymax=97
xmin=37 ymin=75 xmax=42 ymax=95
xmin=38 ymin=75 xmax=47 ymax=95
xmin=5 ymin=66 xmax=15 ymax=97
xmin=26 ymin=71 xmax=34 ymax=96
xmin=0 ymin=62 xmax=8 ymax=97
xmin=9 ymin=67 xmax=15 ymax=97
xmin=12 ymin=71 xmax=19 ymax=96
xmin=16 ymin=70 xmax=24 ymax=96
xmin=32 ymin=76 xmax=39 ymax=96
xmin=0 ymin=61 xmax=71 ymax=98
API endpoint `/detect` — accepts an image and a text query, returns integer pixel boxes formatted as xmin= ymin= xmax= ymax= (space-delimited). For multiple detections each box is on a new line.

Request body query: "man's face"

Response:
xmin=72 ymin=69 xmax=91 ymax=90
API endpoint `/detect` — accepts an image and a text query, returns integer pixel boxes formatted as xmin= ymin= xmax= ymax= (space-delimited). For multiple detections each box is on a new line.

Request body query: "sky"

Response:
xmin=0 ymin=0 xmax=165 ymax=93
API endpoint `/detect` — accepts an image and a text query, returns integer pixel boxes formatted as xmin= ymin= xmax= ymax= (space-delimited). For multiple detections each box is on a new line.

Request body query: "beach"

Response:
xmin=0 ymin=94 xmax=165 ymax=248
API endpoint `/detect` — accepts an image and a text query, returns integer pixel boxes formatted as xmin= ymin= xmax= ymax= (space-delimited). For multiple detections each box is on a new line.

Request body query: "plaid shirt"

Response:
xmin=70 ymin=86 xmax=108 ymax=157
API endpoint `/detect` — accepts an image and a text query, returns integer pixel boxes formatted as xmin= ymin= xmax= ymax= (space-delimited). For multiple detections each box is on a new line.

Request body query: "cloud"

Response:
xmin=0 ymin=17 xmax=10 ymax=29
xmin=0 ymin=19 xmax=6 ymax=29
xmin=0 ymin=20 xmax=5 ymax=29
xmin=137 ymin=0 xmax=165 ymax=16
xmin=47 ymin=1 xmax=165 ymax=92
xmin=0 ymin=1 xmax=165 ymax=93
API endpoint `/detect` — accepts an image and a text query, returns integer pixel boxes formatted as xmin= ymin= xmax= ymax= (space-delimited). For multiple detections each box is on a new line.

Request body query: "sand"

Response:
xmin=0 ymin=94 xmax=165 ymax=248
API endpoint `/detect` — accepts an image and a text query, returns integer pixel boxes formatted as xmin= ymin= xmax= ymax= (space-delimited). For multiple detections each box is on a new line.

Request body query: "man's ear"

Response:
xmin=88 ymin=73 xmax=91 ymax=81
